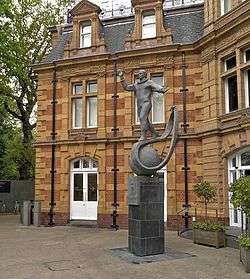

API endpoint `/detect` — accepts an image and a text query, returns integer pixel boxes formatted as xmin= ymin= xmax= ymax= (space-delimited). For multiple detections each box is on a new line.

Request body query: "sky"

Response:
xmin=87 ymin=0 xmax=100 ymax=4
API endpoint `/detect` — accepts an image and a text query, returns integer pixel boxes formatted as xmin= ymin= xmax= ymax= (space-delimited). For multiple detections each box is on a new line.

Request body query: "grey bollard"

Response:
xmin=19 ymin=204 xmax=23 ymax=224
xmin=22 ymin=201 xmax=32 ymax=226
xmin=33 ymin=201 xmax=41 ymax=227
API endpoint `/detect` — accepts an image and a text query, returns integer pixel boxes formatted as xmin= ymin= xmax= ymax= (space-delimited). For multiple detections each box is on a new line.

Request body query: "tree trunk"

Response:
xmin=22 ymin=121 xmax=33 ymax=145
xmin=205 ymin=201 xmax=208 ymax=220
xmin=19 ymin=120 xmax=33 ymax=180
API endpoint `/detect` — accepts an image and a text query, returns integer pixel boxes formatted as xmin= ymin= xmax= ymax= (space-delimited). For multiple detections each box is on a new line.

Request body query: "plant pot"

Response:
xmin=240 ymin=246 xmax=250 ymax=273
xmin=193 ymin=229 xmax=225 ymax=248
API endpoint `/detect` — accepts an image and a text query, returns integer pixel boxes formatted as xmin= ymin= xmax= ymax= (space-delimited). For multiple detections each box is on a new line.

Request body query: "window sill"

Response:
xmin=220 ymin=108 xmax=250 ymax=122
xmin=69 ymin=128 xmax=97 ymax=137
xmin=132 ymin=123 xmax=165 ymax=132
xmin=221 ymin=68 xmax=237 ymax=78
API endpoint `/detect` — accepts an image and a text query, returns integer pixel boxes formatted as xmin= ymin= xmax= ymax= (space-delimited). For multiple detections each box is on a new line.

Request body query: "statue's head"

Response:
xmin=138 ymin=70 xmax=147 ymax=80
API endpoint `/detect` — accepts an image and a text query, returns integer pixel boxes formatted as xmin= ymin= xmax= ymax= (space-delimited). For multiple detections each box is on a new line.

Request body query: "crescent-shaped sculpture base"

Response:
xmin=129 ymin=106 xmax=178 ymax=176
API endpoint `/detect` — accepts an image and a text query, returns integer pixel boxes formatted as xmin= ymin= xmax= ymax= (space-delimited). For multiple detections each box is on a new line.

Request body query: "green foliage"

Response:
xmin=194 ymin=181 xmax=217 ymax=203
xmin=230 ymin=176 xmax=250 ymax=218
xmin=0 ymin=108 xmax=35 ymax=179
xmin=0 ymin=0 xmax=72 ymax=141
xmin=193 ymin=222 xmax=225 ymax=232
xmin=0 ymin=0 xmax=72 ymax=178
xmin=239 ymin=234 xmax=250 ymax=248
xmin=194 ymin=180 xmax=217 ymax=218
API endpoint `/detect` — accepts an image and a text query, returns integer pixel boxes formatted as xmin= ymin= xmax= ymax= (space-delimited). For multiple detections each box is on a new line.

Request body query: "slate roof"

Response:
xmin=165 ymin=10 xmax=204 ymax=44
xmin=41 ymin=32 xmax=72 ymax=64
xmin=103 ymin=22 xmax=134 ymax=53
xmin=41 ymin=6 xmax=204 ymax=64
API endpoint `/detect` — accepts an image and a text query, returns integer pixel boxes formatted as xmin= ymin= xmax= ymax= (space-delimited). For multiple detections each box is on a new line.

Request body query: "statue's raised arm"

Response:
xmin=117 ymin=70 xmax=136 ymax=91
xmin=149 ymin=80 xmax=168 ymax=94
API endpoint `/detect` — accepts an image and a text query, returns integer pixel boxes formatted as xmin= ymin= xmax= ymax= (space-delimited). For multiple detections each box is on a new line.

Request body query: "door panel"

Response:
xmin=73 ymin=174 xmax=83 ymax=201
xmin=87 ymin=173 xmax=97 ymax=202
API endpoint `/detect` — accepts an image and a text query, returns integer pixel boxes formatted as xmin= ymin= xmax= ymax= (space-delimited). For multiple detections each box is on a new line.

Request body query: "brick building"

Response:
xmin=33 ymin=0 xmax=250 ymax=229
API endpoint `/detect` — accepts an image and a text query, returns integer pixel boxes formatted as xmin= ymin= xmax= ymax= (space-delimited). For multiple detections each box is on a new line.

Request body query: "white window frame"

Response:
xmin=73 ymin=83 xmax=83 ymax=95
xmin=244 ymin=69 xmax=250 ymax=108
xmin=151 ymin=74 xmax=165 ymax=124
xmin=87 ymin=97 xmax=97 ymax=128
xmin=225 ymin=75 xmax=238 ymax=113
xmin=87 ymin=80 xmax=97 ymax=93
xmin=228 ymin=149 xmax=250 ymax=228
xmin=80 ymin=22 xmax=91 ymax=48
xmin=72 ymin=98 xmax=83 ymax=129
xmin=221 ymin=0 xmax=231 ymax=16
xmin=86 ymin=80 xmax=98 ymax=128
xmin=142 ymin=11 xmax=156 ymax=39
xmin=244 ymin=48 xmax=250 ymax=63
xmin=224 ymin=55 xmax=236 ymax=72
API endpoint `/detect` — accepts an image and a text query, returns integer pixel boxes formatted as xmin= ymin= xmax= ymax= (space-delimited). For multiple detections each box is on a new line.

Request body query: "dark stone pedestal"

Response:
xmin=128 ymin=176 xmax=164 ymax=257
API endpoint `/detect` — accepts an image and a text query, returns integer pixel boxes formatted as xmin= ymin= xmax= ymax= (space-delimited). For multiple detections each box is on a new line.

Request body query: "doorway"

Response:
xmin=70 ymin=158 xmax=98 ymax=220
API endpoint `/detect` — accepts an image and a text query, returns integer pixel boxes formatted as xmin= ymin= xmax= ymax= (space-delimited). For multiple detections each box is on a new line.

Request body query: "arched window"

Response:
xmin=72 ymin=157 xmax=98 ymax=171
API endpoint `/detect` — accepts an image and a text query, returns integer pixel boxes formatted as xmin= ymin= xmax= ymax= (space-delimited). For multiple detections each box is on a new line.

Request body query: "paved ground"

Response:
xmin=0 ymin=215 xmax=248 ymax=279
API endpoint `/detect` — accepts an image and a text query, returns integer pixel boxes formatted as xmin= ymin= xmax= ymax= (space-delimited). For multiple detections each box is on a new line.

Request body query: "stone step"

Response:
xmin=179 ymin=229 xmax=193 ymax=240
xmin=69 ymin=220 xmax=98 ymax=228
xmin=225 ymin=235 xmax=239 ymax=249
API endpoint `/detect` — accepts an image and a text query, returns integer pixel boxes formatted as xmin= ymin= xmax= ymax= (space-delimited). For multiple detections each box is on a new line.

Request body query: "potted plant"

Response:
xmin=230 ymin=175 xmax=250 ymax=273
xmin=239 ymin=235 xmax=250 ymax=273
xmin=192 ymin=181 xmax=225 ymax=248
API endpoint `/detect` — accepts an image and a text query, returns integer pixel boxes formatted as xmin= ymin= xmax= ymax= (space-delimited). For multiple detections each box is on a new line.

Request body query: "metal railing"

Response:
xmin=164 ymin=0 xmax=204 ymax=8
xmin=99 ymin=0 xmax=204 ymax=19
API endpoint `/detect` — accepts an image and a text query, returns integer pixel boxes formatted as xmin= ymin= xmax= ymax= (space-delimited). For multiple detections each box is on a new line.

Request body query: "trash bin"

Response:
xmin=22 ymin=201 xmax=32 ymax=226
xmin=33 ymin=201 xmax=41 ymax=227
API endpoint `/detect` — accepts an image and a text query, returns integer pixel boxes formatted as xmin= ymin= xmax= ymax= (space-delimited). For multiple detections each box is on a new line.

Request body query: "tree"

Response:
xmin=0 ymin=0 xmax=72 ymax=178
xmin=230 ymin=176 xmax=250 ymax=219
xmin=194 ymin=181 xmax=217 ymax=219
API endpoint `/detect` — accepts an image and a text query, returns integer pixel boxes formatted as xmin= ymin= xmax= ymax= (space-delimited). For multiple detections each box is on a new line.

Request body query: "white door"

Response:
xmin=228 ymin=150 xmax=250 ymax=228
xmin=70 ymin=158 xmax=98 ymax=220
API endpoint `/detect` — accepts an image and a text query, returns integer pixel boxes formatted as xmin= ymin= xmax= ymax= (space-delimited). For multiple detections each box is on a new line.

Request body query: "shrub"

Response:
xmin=192 ymin=222 xmax=225 ymax=232
xmin=239 ymin=234 xmax=250 ymax=248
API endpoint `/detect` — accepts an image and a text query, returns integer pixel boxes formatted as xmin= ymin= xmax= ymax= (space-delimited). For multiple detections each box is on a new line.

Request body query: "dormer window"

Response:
xmin=80 ymin=22 xmax=91 ymax=48
xmin=142 ymin=11 xmax=156 ymax=39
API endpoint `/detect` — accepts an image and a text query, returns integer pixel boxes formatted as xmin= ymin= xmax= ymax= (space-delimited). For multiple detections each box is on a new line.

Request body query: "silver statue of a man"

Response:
xmin=118 ymin=69 xmax=168 ymax=141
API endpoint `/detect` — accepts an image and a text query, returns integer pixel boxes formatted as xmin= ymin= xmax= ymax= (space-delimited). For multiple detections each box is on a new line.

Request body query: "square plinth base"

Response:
xmin=128 ymin=176 xmax=164 ymax=257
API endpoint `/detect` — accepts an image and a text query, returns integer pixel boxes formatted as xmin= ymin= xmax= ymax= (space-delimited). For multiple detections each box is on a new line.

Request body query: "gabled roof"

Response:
xmin=70 ymin=0 xmax=101 ymax=16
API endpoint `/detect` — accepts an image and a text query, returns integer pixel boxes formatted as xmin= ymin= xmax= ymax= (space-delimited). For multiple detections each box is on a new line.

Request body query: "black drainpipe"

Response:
xmin=111 ymin=59 xmax=119 ymax=230
xmin=48 ymin=62 xmax=57 ymax=226
xmin=181 ymin=52 xmax=190 ymax=229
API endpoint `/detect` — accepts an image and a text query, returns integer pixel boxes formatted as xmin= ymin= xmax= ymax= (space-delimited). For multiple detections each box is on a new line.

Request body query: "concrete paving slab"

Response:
xmin=0 ymin=215 xmax=248 ymax=279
